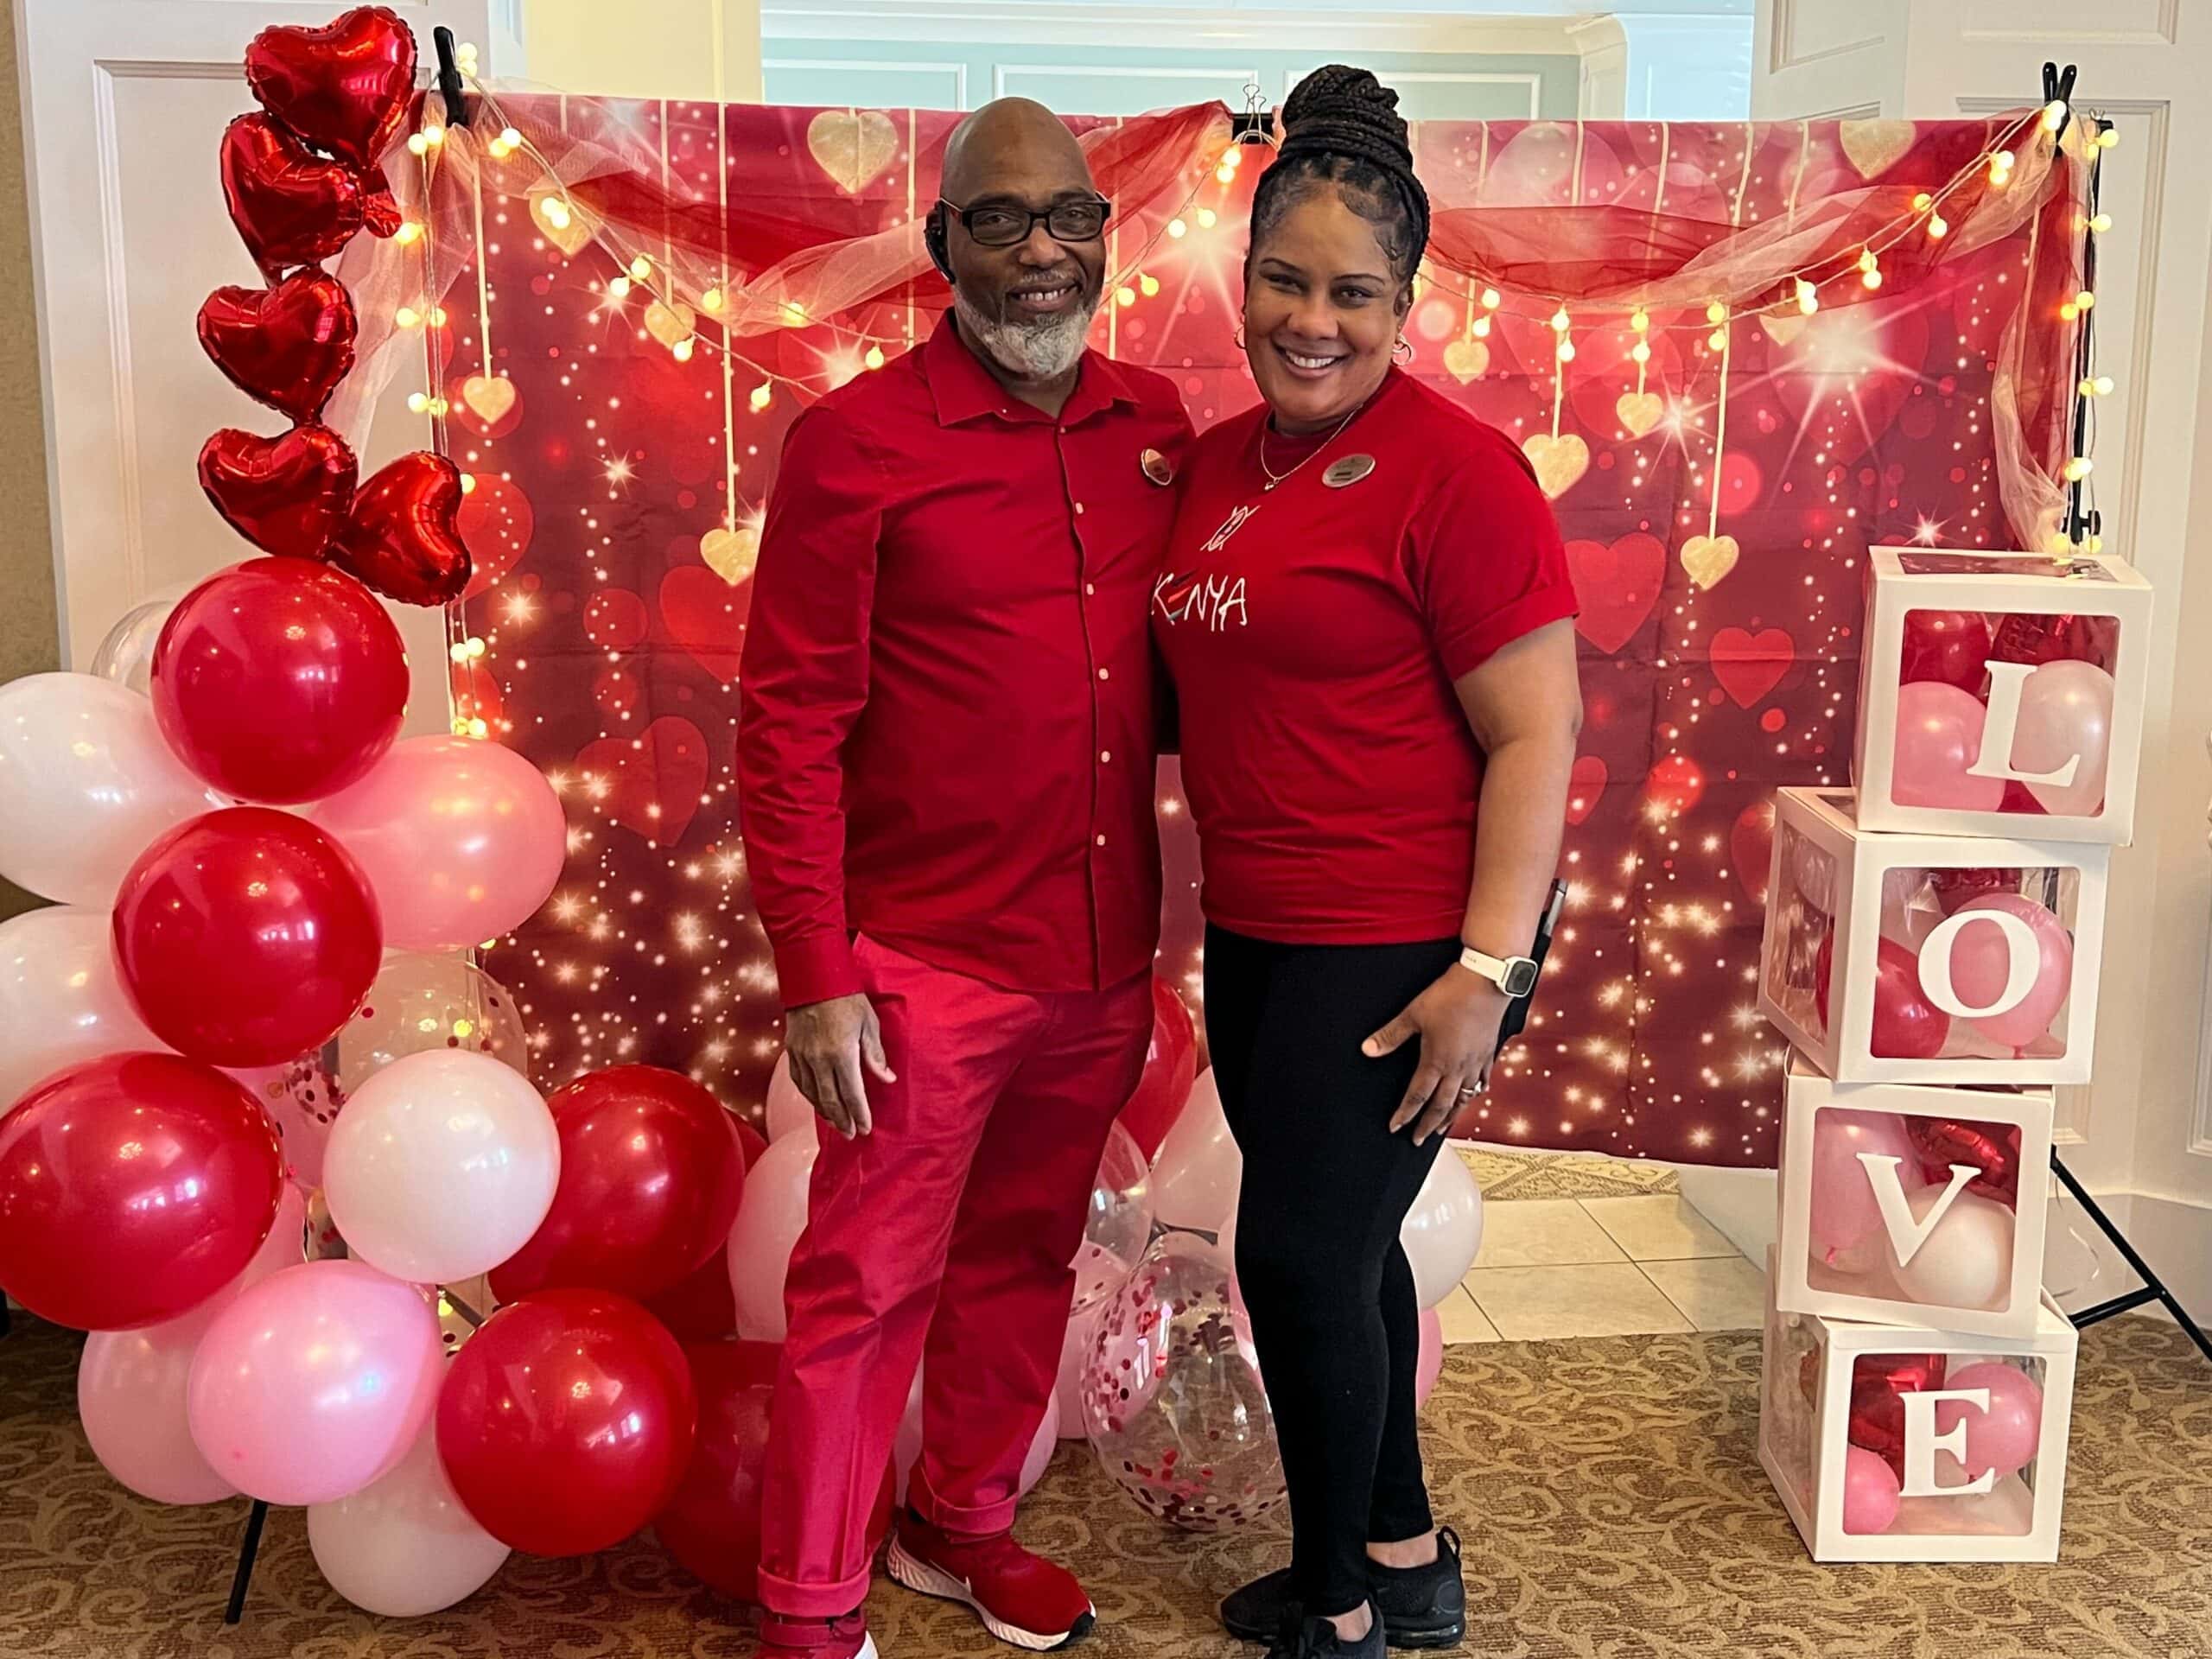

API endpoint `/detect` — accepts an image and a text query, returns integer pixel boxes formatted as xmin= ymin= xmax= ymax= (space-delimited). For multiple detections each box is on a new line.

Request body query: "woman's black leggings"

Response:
xmin=1203 ymin=923 xmax=1459 ymax=1618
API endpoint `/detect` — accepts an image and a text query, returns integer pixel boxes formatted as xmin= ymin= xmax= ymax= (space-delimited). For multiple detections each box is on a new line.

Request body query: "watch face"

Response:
xmin=1502 ymin=957 xmax=1541 ymax=999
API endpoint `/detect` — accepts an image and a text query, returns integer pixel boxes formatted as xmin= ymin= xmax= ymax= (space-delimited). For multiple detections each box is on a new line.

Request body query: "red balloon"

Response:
xmin=1899 ymin=609 xmax=1993 ymax=692
xmin=198 ymin=424 xmax=359 ymax=561
xmin=1815 ymin=931 xmax=1950 ymax=1059
xmin=359 ymin=170 xmax=402 ymax=238
xmin=1927 ymin=867 xmax=2022 ymax=916
xmin=113 ymin=808 xmax=383 ymax=1068
xmin=1847 ymin=1353 xmax=1948 ymax=1477
xmin=1732 ymin=798 xmax=1776 ymax=906
xmin=1115 ymin=978 xmax=1198 ymax=1159
xmin=245 ymin=7 xmax=418 ymax=169
xmin=645 ymin=1249 xmax=743 ymax=1343
xmin=654 ymin=1340 xmax=893 ymax=1602
xmin=196 ymin=273 xmax=359 ymax=423
xmin=151 ymin=558 xmax=407 ymax=803
xmin=1990 ymin=610 xmax=2120 ymax=671
xmin=0 ymin=1052 xmax=283 ymax=1331
xmin=437 ymin=1289 xmax=697 ymax=1557
xmin=488 ymin=1065 xmax=748 ymax=1303
xmin=1907 ymin=1116 xmax=2023 ymax=1207
xmin=219 ymin=112 xmax=366 ymax=280
xmin=330 ymin=451 xmax=472 ymax=607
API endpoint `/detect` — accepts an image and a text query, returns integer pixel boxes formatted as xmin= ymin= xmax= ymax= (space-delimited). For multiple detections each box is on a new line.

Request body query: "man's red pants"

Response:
xmin=757 ymin=933 xmax=1153 ymax=1618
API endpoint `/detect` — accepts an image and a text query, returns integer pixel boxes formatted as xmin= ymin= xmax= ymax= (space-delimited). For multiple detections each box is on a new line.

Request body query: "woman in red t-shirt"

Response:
xmin=1152 ymin=67 xmax=1582 ymax=1659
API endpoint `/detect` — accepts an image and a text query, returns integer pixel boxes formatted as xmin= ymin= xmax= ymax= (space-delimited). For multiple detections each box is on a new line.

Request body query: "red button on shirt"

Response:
xmin=1153 ymin=368 xmax=1576 ymax=944
xmin=738 ymin=314 xmax=1193 ymax=1007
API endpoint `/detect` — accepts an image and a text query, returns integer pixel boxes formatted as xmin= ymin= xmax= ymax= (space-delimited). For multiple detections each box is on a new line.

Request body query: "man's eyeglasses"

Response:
xmin=938 ymin=194 xmax=1111 ymax=249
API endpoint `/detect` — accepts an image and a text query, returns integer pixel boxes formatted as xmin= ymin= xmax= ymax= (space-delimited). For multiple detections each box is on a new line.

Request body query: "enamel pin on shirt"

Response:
xmin=1141 ymin=448 xmax=1174 ymax=486
xmin=1322 ymin=454 xmax=1376 ymax=488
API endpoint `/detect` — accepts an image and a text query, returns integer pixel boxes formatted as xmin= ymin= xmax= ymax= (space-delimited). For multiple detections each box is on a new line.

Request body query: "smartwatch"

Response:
xmin=1458 ymin=944 xmax=1541 ymax=999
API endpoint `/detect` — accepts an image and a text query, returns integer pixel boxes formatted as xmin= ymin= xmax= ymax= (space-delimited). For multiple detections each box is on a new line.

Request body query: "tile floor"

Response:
xmin=1440 ymin=1153 xmax=1769 ymax=1344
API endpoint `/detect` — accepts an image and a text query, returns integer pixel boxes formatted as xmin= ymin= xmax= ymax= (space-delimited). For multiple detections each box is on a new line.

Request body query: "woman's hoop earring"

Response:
xmin=1233 ymin=325 xmax=1248 ymax=350
xmin=1392 ymin=335 xmax=1415 ymax=365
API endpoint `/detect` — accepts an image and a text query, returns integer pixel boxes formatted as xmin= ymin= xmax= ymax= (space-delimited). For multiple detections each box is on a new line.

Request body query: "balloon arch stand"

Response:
xmin=0 ymin=6 xmax=2179 ymax=1630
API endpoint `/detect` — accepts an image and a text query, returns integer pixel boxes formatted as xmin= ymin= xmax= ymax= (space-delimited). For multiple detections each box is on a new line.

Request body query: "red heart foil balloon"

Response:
xmin=360 ymin=170 xmax=402 ymax=238
xmin=244 ymin=6 xmax=418 ymax=168
xmin=220 ymin=113 xmax=366 ymax=280
xmin=199 ymin=423 xmax=359 ymax=559
xmin=1990 ymin=610 xmax=2120 ymax=672
xmin=196 ymin=272 xmax=359 ymax=423
xmin=1927 ymin=867 xmax=2022 ymax=915
xmin=1847 ymin=1353 xmax=1948 ymax=1476
xmin=1906 ymin=1116 xmax=2023 ymax=1207
xmin=330 ymin=451 xmax=472 ymax=606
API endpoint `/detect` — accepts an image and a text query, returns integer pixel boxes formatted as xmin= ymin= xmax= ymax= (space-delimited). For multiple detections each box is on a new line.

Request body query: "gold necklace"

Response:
xmin=1257 ymin=405 xmax=1360 ymax=492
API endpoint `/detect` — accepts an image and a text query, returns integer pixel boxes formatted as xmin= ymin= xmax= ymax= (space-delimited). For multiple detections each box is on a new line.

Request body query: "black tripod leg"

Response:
xmin=2051 ymin=1155 xmax=2212 ymax=1365
xmin=224 ymin=1499 xmax=270 ymax=1625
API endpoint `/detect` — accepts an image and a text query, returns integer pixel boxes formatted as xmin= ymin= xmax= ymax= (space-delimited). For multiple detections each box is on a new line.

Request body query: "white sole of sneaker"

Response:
xmin=884 ymin=1538 xmax=1093 ymax=1652
xmin=856 ymin=1639 xmax=880 ymax=1659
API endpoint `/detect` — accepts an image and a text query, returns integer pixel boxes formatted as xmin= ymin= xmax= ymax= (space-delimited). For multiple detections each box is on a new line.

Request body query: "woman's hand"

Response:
xmin=1363 ymin=967 xmax=1509 ymax=1143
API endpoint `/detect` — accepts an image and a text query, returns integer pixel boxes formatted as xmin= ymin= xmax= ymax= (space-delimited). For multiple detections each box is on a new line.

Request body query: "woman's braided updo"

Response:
xmin=1251 ymin=65 xmax=1430 ymax=293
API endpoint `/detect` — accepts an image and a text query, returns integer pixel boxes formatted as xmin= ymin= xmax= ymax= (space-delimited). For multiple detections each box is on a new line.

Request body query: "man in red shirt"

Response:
xmin=736 ymin=98 xmax=1191 ymax=1659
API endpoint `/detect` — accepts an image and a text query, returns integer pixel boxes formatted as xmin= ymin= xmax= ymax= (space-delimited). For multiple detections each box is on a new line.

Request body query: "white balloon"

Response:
xmin=0 ymin=906 xmax=165 ymax=1103
xmin=308 ymin=1419 xmax=510 ymax=1617
xmin=726 ymin=1132 xmax=818 ymax=1340
xmin=1892 ymin=1188 xmax=2016 ymax=1312
xmin=322 ymin=1049 xmax=560 ymax=1285
xmin=0 ymin=673 xmax=219 ymax=906
xmin=893 ymin=1363 xmax=1058 ymax=1505
xmin=1150 ymin=1068 xmax=1241 ymax=1233
xmin=1400 ymin=1152 xmax=1485 ymax=1309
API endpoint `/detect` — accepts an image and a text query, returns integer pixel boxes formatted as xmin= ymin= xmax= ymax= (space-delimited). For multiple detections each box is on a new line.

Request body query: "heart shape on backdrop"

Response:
xmin=197 ymin=272 xmax=359 ymax=423
xmin=329 ymin=451 xmax=471 ymax=606
xmin=806 ymin=109 xmax=899 ymax=194
xmin=1838 ymin=118 xmax=1917 ymax=181
xmin=660 ymin=564 xmax=754 ymax=685
xmin=529 ymin=185 xmax=597 ymax=257
xmin=1564 ymin=532 xmax=1666 ymax=655
xmin=244 ymin=5 xmax=418 ymax=168
xmin=1758 ymin=312 xmax=1809 ymax=349
xmin=1615 ymin=391 xmax=1664 ymax=438
xmin=457 ymin=473 xmax=535 ymax=600
xmin=645 ymin=300 xmax=698 ymax=349
xmin=198 ymin=423 xmax=358 ymax=559
xmin=219 ymin=113 xmax=367 ymax=279
xmin=1441 ymin=338 xmax=1489 ymax=385
xmin=1521 ymin=432 xmax=1589 ymax=499
xmin=1680 ymin=533 xmax=1741 ymax=590
xmin=1565 ymin=755 xmax=1608 ymax=827
xmin=461 ymin=375 xmax=518 ymax=425
xmin=575 ymin=717 xmax=710 ymax=847
xmin=1710 ymin=626 xmax=1795 ymax=708
xmin=699 ymin=524 xmax=760 ymax=586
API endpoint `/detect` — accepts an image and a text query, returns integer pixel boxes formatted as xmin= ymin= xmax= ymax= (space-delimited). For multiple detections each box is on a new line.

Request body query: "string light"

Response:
xmin=2080 ymin=375 xmax=2114 ymax=397
xmin=1481 ymin=288 xmax=1502 ymax=310
xmin=2042 ymin=99 xmax=2069 ymax=133
xmin=1707 ymin=327 xmax=1727 ymax=352
xmin=1549 ymin=305 xmax=1570 ymax=333
xmin=864 ymin=345 xmax=887 ymax=370
xmin=408 ymin=391 xmax=429 ymax=413
xmin=2096 ymin=125 xmax=2120 ymax=149
xmin=1927 ymin=211 xmax=1948 ymax=240
xmin=2084 ymin=534 xmax=2105 ymax=554
xmin=1630 ymin=339 xmax=1651 ymax=364
xmin=1197 ymin=207 xmax=1217 ymax=229
xmin=1168 ymin=218 xmax=1188 ymax=238
xmin=1471 ymin=315 xmax=1492 ymax=338
xmin=1629 ymin=307 xmax=1649 ymax=334
xmin=1988 ymin=149 xmax=2016 ymax=187
xmin=1706 ymin=298 xmax=1727 ymax=325
xmin=2073 ymin=289 xmax=2096 ymax=312
xmin=747 ymin=380 xmax=773 ymax=413
xmin=628 ymin=255 xmax=652 ymax=282
xmin=1794 ymin=278 xmax=1818 ymax=315
xmin=394 ymin=220 xmax=423 ymax=245
xmin=1139 ymin=273 xmax=1160 ymax=297
xmin=459 ymin=473 xmax=477 ymax=495
xmin=1116 ymin=284 xmax=1136 ymax=308
xmin=1912 ymin=192 xmax=1933 ymax=211
xmin=1555 ymin=335 xmax=1576 ymax=363
xmin=671 ymin=337 xmax=695 ymax=363
xmin=606 ymin=276 xmax=631 ymax=301
xmin=1858 ymin=248 xmax=1883 ymax=290
xmin=2063 ymin=455 xmax=2094 ymax=481
xmin=2088 ymin=213 xmax=2113 ymax=234
xmin=395 ymin=304 xmax=422 ymax=328
xmin=407 ymin=125 xmax=444 ymax=157
xmin=541 ymin=197 xmax=574 ymax=232
xmin=701 ymin=286 xmax=724 ymax=312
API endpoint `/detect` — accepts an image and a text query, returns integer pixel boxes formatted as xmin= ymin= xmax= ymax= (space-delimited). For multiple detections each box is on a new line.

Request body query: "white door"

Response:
xmin=16 ymin=0 xmax=505 ymax=720
xmin=1752 ymin=0 xmax=2212 ymax=1308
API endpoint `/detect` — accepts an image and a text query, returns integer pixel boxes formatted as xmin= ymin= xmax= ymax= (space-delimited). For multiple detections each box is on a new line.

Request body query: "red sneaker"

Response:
xmin=886 ymin=1511 xmax=1096 ymax=1650
xmin=757 ymin=1611 xmax=875 ymax=1659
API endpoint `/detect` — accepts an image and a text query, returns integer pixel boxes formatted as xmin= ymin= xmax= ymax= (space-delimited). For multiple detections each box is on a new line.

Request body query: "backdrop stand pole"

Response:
xmin=224 ymin=1499 xmax=270 ymax=1624
xmin=2050 ymin=1155 xmax=2212 ymax=1364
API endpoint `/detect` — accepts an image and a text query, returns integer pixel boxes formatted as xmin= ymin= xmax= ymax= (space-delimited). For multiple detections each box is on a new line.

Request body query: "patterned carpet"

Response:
xmin=3 ymin=1308 xmax=2208 ymax=1659
xmin=1456 ymin=1146 xmax=1679 ymax=1202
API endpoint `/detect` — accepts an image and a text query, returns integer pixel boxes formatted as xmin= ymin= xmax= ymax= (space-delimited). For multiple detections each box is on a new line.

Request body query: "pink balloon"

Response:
xmin=77 ymin=1185 xmax=306 ymax=1505
xmin=2012 ymin=660 xmax=2115 ymax=817
xmin=1891 ymin=683 xmax=2005 ymax=811
xmin=311 ymin=735 xmax=565 ymax=952
xmin=187 ymin=1258 xmax=443 ymax=1507
xmin=1934 ymin=1361 xmax=2044 ymax=1481
xmin=1808 ymin=1109 xmax=1921 ymax=1262
xmin=764 ymin=1051 xmax=817 ymax=1146
xmin=1840 ymin=1444 xmax=1903 ymax=1535
xmin=1414 ymin=1305 xmax=1444 ymax=1408
xmin=726 ymin=1132 xmax=817 ymax=1340
xmin=1943 ymin=893 xmax=2074 ymax=1049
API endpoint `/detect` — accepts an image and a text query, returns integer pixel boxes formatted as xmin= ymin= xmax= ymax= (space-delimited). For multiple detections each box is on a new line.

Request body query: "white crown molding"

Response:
xmin=761 ymin=3 xmax=1597 ymax=56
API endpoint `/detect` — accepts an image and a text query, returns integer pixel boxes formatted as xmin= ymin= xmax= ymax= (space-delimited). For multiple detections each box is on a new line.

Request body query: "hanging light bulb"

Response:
xmin=407 ymin=391 xmax=429 ymax=414
xmin=1471 ymin=315 xmax=1492 ymax=339
xmin=2096 ymin=125 xmax=2120 ymax=149
xmin=607 ymin=276 xmax=631 ymax=301
xmin=2042 ymin=99 xmax=2069 ymax=133
xmin=1630 ymin=307 xmax=1649 ymax=334
xmin=2080 ymin=374 xmax=2114 ymax=397
xmin=1481 ymin=288 xmax=1502 ymax=310
xmin=1795 ymin=277 xmax=1819 ymax=315
xmin=2088 ymin=212 xmax=2113 ymax=234
xmin=1168 ymin=218 xmax=1188 ymax=238
xmin=1928 ymin=212 xmax=1949 ymax=240
xmin=864 ymin=345 xmax=887 ymax=370
xmin=1707 ymin=327 xmax=1727 ymax=352
xmin=1197 ymin=207 xmax=1217 ymax=229
xmin=395 ymin=304 xmax=422 ymax=328
xmin=2059 ymin=299 xmax=2080 ymax=321
xmin=671 ymin=337 xmax=695 ymax=363
xmin=1555 ymin=337 xmax=1576 ymax=363
xmin=1859 ymin=249 xmax=1882 ymax=290
xmin=701 ymin=286 xmax=725 ymax=313
xmin=1549 ymin=305 xmax=1570 ymax=333
xmin=1139 ymin=273 xmax=1160 ymax=297
xmin=1989 ymin=149 xmax=2016 ymax=186
xmin=1912 ymin=192 xmax=1934 ymax=212
xmin=1630 ymin=340 xmax=1651 ymax=365
xmin=394 ymin=220 xmax=424 ymax=245
xmin=1706 ymin=298 xmax=1727 ymax=324
xmin=2063 ymin=455 xmax=2094 ymax=481
xmin=2073 ymin=289 xmax=2096 ymax=311
xmin=748 ymin=380 xmax=774 ymax=413
xmin=628 ymin=255 xmax=652 ymax=282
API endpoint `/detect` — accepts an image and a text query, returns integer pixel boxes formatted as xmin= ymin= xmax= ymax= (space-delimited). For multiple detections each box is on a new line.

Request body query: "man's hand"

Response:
xmin=784 ymin=993 xmax=896 ymax=1139
xmin=1363 ymin=969 xmax=1509 ymax=1144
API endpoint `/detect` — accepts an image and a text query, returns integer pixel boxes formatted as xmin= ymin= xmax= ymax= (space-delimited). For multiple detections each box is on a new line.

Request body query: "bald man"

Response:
xmin=737 ymin=99 xmax=1193 ymax=1659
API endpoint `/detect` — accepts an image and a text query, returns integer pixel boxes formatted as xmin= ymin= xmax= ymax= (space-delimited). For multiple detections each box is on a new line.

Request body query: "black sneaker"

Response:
xmin=1264 ymin=1609 xmax=1387 ymax=1659
xmin=1223 ymin=1529 xmax=1466 ymax=1649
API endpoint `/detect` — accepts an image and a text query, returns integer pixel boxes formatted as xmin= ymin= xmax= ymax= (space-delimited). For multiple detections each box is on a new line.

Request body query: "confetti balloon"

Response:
xmin=336 ymin=950 xmax=531 ymax=1095
xmin=1074 ymin=1122 xmax=1154 ymax=1313
xmin=1080 ymin=1235 xmax=1283 ymax=1531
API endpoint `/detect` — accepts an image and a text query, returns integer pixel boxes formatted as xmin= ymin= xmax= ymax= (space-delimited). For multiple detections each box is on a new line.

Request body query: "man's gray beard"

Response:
xmin=954 ymin=288 xmax=1096 ymax=379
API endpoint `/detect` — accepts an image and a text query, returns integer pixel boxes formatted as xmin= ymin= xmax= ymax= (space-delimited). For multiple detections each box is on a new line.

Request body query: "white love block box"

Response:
xmin=1758 ymin=1249 xmax=2077 ymax=1562
xmin=1853 ymin=547 xmax=2152 ymax=845
xmin=1758 ymin=787 xmax=2109 ymax=1084
xmin=1775 ymin=1058 xmax=2054 ymax=1337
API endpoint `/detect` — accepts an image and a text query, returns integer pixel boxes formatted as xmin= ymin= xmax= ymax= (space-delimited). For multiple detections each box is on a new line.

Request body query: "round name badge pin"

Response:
xmin=1322 ymin=454 xmax=1376 ymax=488
xmin=1141 ymin=448 xmax=1174 ymax=486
